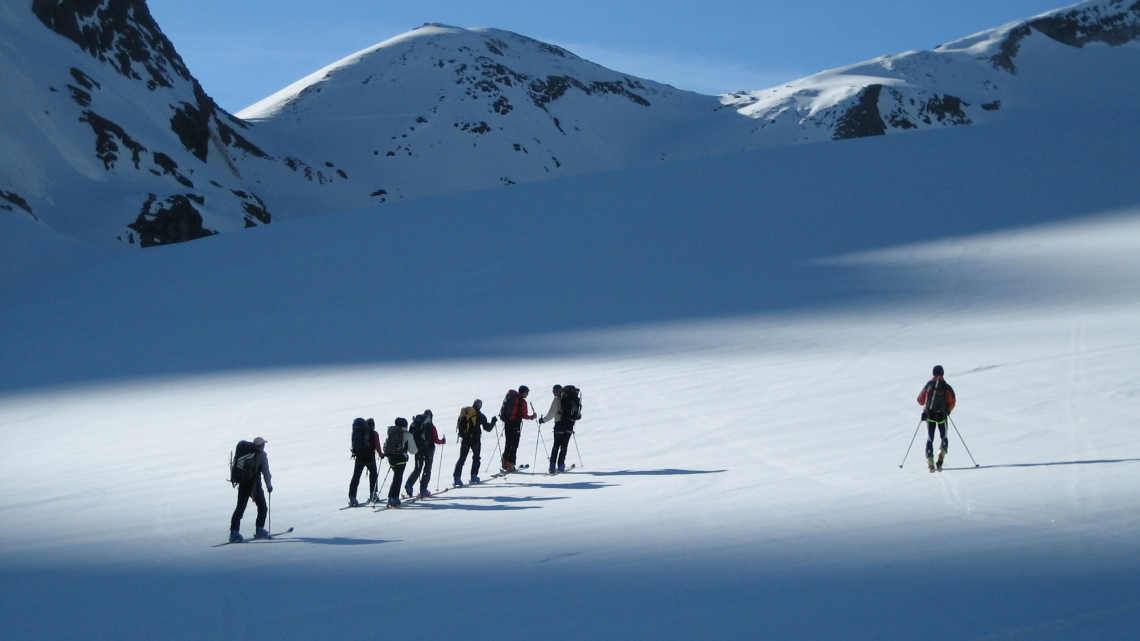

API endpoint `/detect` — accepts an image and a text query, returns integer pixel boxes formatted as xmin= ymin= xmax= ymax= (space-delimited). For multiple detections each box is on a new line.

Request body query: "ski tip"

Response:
xmin=975 ymin=464 xmax=980 ymax=468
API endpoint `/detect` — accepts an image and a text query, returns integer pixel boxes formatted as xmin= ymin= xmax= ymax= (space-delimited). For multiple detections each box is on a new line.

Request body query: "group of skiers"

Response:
xmin=228 ymin=368 xmax=956 ymax=542
xmin=227 ymin=384 xmax=583 ymax=542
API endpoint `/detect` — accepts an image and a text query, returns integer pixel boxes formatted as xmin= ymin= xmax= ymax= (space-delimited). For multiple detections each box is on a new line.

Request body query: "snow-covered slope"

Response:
xmin=722 ymin=0 xmax=1140 ymax=142
xmin=0 ymin=0 xmax=339 ymax=248
xmin=4 ymin=0 xmax=1140 ymax=249
xmin=235 ymin=23 xmax=759 ymax=212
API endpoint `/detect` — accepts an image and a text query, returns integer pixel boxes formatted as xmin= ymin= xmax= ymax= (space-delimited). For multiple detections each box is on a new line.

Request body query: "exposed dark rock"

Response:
xmin=68 ymin=67 xmax=100 ymax=90
xmin=981 ymin=100 xmax=1002 ymax=111
xmin=217 ymin=121 xmax=269 ymax=159
xmin=1 ymin=190 xmax=36 ymax=219
xmin=990 ymin=24 xmax=1032 ymax=73
xmin=80 ymin=110 xmax=145 ymax=169
xmin=336 ymin=169 xmax=347 ymax=179
xmin=1033 ymin=1 xmax=1140 ymax=47
xmin=152 ymin=152 xmax=193 ymax=187
xmin=833 ymin=85 xmax=887 ymax=140
xmin=492 ymin=96 xmax=513 ymax=114
xmin=528 ymin=75 xmax=651 ymax=110
xmin=231 ymin=190 xmax=270 ymax=225
xmin=918 ymin=95 xmax=971 ymax=126
xmin=169 ymin=86 xmax=212 ymax=162
xmin=67 ymin=84 xmax=92 ymax=107
xmin=32 ymin=0 xmax=191 ymax=89
xmin=370 ymin=189 xmax=388 ymax=197
xmin=990 ymin=2 xmax=1140 ymax=73
xmin=127 ymin=193 xmax=217 ymax=247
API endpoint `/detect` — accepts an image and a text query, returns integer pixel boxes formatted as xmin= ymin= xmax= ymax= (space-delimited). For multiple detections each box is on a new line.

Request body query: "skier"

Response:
xmin=917 ymin=365 xmax=957 ymax=472
xmin=383 ymin=418 xmax=418 ymax=506
xmin=453 ymin=399 xmax=497 ymax=486
xmin=406 ymin=410 xmax=446 ymax=497
xmin=229 ymin=437 xmax=272 ymax=542
xmin=348 ymin=417 xmax=383 ymax=507
xmin=500 ymin=385 xmax=536 ymax=472
xmin=539 ymin=385 xmax=579 ymax=473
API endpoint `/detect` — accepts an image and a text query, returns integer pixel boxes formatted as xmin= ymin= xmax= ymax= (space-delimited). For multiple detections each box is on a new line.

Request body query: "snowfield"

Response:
xmin=5 ymin=98 xmax=1140 ymax=638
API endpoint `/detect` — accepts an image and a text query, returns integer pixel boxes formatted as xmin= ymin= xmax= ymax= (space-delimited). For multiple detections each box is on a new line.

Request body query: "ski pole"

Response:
xmin=485 ymin=424 xmax=502 ymax=475
xmin=899 ymin=419 xmax=923 ymax=468
xmin=572 ymin=432 xmax=584 ymax=468
xmin=436 ymin=443 xmax=444 ymax=492
xmin=532 ymin=403 xmax=549 ymax=457
xmin=381 ymin=463 xmax=391 ymax=493
xmin=267 ymin=485 xmax=271 ymax=536
xmin=948 ymin=416 xmax=979 ymax=467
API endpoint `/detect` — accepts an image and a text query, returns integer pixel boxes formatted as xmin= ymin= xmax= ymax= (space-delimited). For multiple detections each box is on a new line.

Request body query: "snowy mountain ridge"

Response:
xmin=2 ymin=0 xmax=1139 ymax=249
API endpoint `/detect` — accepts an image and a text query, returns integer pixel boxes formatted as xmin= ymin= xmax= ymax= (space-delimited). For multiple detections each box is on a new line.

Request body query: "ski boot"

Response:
xmin=348 ymin=496 xmax=360 ymax=507
xmin=470 ymin=475 xmax=481 ymax=485
xmin=404 ymin=481 xmax=415 ymax=497
xmin=936 ymin=451 xmax=946 ymax=472
xmin=558 ymin=464 xmax=566 ymax=473
xmin=926 ymin=456 xmax=936 ymax=473
xmin=418 ymin=489 xmax=431 ymax=498
xmin=453 ymin=477 xmax=463 ymax=487
xmin=549 ymin=464 xmax=556 ymax=474
xmin=254 ymin=527 xmax=270 ymax=540
xmin=387 ymin=497 xmax=401 ymax=507
xmin=229 ymin=531 xmax=243 ymax=543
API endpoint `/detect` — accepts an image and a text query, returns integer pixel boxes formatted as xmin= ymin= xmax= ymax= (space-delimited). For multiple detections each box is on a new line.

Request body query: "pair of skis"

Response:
xmin=213 ymin=526 xmax=294 ymax=547
xmin=543 ymin=464 xmax=576 ymax=477
xmin=381 ymin=487 xmax=451 ymax=509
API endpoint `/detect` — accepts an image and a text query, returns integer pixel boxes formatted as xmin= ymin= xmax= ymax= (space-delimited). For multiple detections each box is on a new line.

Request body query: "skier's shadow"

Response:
xmin=574 ymin=469 xmax=727 ymax=476
xmin=406 ymin=495 xmax=568 ymax=511
xmin=276 ymin=537 xmax=397 ymax=546
xmin=948 ymin=458 xmax=1140 ymax=471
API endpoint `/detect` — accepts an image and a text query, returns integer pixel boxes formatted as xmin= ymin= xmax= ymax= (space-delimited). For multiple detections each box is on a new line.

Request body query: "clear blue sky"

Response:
xmin=148 ymin=0 xmax=1072 ymax=113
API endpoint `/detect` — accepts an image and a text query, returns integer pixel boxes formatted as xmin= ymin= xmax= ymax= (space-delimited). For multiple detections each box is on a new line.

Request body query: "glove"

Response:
xmin=267 ymin=484 xmax=273 ymax=493
xmin=921 ymin=410 xmax=927 ymax=421
xmin=442 ymin=437 xmax=447 ymax=444
xmin=538 ymin=417 xmax=545 ymax=424
xmin=491 ymin=416 xmax=498 ymax=426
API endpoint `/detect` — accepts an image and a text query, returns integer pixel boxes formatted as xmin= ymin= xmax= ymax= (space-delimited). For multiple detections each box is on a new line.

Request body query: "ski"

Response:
xmin=340 ymin=500 xmax=383 ymax=510
xmin=213 ymin=526 xmax=293 ymax=547
xmin=543 ymin=464 xmax=577 ymax=477
xmin=377 ymin=487 xmax=450 ymax=510
xmin=451 ymin=464 xmax=529 ymax=489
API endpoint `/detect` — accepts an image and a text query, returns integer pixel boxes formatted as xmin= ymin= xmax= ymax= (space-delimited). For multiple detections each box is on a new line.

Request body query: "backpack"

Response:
xmin=410 ymin=414 xmax=433 ymax=452
xmin=499 ymin=390 xmax=521 ymax=421
xmin=457 ymin=407 xmax=478 ymax=439
xmin=924 ymin=379 xmax=948 ymax=418
xmin=560 ymin=385 xmax=582 ymax=421
xmin=384 ymin=425 xmax=407 ymax=457
xmin=229 ymin=440 xmax=260 ymax=486
xmin=351 ymin=418 xmax=371 ymax=456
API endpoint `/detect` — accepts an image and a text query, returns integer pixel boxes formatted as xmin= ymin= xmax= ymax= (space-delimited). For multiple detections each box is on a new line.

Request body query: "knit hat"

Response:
xmin=933 ymin=365 xmax=944 ymax=376
xmin=395 ymin=417 xmax=408 ymax=427
xmin=518 ymin=385 xmax=530 ymax=393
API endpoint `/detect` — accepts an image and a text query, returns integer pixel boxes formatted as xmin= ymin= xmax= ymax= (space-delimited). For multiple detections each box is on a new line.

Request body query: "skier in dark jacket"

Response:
xmin=384 ymin=418 xmax=418 ymax=506
xmin=539 ymin=384 xmax=576 ymax=473
xmin=501 ymin=386 xmax=536 ymax=472
xmin=230 ymin=437 xmax=272 ymax=542
xmin=917 ymin=365 xmax=957 ymax=472
xmin=453 ymin=399 xmax=497 ymax=486
xmin=348 ymin=418 xmax=383 ymax=507
xmin=405 ymin=410 xmax=446 ymax=497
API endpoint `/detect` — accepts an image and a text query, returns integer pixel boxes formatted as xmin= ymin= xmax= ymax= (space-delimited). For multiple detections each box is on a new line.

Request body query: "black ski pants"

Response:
xmin=407 ymin=451 xmax=435 ymax=491
xmin=388 ymin=455 xmax=408 ymax=501
xmin=230 ymin=479 xmax=266 ymax=532
xmin=926 ymin=420 xmax=948 ymax=458
xmin=454 ymin=436 xmax=482 ymax=479
xmin=503 ymin=420 xmax=522 ymax=466
xmin=550 ymin=420 xmax=575 ymax=468
xmin=349 ymin=453 xmax=378 ymax=499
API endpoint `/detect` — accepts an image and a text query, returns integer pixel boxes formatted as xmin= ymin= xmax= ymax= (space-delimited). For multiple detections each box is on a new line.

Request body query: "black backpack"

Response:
xmin=560 ymin=385 xmax=582 ymax=421
xmin=229 ymin=440 xmax=260 ymax=486
xmin=499 ymin=390 xmax=521 ymax=421
xmin=351 ymin=418 xmax=371 ymax=456
xmin=924 ymin=379 xmax=948 ymax=418
xmin=410 ymin=414 xmax=432 ymax=452
xmin=384 ymin=425 xmax=407 ymax=457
